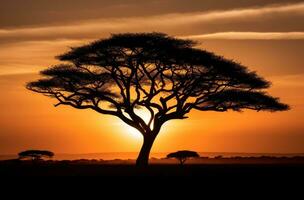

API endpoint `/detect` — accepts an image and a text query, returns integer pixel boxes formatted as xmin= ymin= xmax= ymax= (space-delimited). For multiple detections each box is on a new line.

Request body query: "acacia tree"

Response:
xmin=167 ymin=150 xmax=200 ymax=165
xmin=27 ymin=33 xmax=289 ymax=166
xmin=18 ymin=150 xmax=54 ymax=161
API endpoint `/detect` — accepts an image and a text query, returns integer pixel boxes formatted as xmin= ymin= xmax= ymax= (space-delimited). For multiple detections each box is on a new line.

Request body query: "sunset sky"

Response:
xmin=0 ymin=0 xmax=304 ymax=155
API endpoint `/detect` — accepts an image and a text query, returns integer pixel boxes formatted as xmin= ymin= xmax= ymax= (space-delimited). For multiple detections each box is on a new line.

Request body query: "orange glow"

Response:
xmin=0 ymin=1 xmax=303 ymax=155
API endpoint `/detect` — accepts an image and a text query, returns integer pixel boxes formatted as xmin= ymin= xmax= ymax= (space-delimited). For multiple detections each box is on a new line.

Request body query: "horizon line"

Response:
xmin=2 ymin=151 xmax=304 ymax=156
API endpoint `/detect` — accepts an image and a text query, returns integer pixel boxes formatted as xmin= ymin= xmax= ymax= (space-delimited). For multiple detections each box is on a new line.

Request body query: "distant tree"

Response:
xmin=18 ymin=150 xmax=54 ymax=161
xmin=27 ymin=33 xmax=289 ymax=167
xmin=167 ymin=150 xmax=200 ymax=165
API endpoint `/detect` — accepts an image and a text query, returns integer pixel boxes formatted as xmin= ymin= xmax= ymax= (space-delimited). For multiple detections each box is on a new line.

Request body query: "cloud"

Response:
xmin=0 ymin=2 xmax=303 ymax=43
xmin=268 ymin=74 xmax=304 ymax=107
xmin=1 ymin=2 xmax=304 ymax=75
xmin=184 ymin=32 xmax=304 ymax=40
xmin=270 ymin=74 xmax=304 ymax=87
xmin=169 ymin=2 xmax=304 ymax=24
xmin=0 ymin=40 xmax=84 ymax=75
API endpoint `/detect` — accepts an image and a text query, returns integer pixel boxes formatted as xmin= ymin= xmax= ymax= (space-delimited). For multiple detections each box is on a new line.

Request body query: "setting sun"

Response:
xmin=119 ymin=122 xmax=143 ymax=140
xmin=116 ymin=109 xmax=153 ymax=141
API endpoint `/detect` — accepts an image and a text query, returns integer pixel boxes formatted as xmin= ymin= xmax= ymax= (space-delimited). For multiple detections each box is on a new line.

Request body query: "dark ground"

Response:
xmin=1 ymin=157 xmax=304 ymax=178
xmin=1 ymin=158 xmax=303 ymax=196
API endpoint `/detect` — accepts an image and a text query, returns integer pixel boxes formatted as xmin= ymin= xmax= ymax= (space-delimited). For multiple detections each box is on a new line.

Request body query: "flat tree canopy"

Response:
xmin=167 ymin=150 xmax=200 ymax=165
xmin=27 ymin=33 xmax=289 ymax=166
xmin=18 ymin=150 xmax=54 ymax=160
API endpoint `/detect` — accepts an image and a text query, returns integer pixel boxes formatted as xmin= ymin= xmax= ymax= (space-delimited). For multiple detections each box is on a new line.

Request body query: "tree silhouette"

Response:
xmin=167 ymin=150 xmax=200 ymax=165
xmin=18 ymin=150 xmax=54 ymax=161
xmin=27 ymin=33 xmax=289 ymax=167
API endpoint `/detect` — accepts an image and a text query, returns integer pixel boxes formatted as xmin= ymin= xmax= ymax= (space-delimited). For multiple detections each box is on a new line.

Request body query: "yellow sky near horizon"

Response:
xmin=0 ymin=0 xmax=304 ymax=154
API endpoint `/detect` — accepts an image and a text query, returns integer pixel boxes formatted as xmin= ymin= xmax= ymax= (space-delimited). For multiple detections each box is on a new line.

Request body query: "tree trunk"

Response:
xmin=136 ymin=135 xmax=156 ymax=167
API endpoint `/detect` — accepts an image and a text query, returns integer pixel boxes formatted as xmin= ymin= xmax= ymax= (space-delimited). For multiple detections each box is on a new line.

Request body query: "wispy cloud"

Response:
xmin=1 ymin=2 xmax=304 ymax=75
xmin=0 ymin=2 xmax=303 ymax=42
xmin=270 ymin=74 xmax=304 ymax=87
xmin=169 ymin=2 xmax=304 ymax=24
xmin=269 ymin=73 xmax=304 ymax=106
xmin=184 ymin=32 xmax=304 ymax=40
xmin=0 ymin=40 xmax=84 ymax=75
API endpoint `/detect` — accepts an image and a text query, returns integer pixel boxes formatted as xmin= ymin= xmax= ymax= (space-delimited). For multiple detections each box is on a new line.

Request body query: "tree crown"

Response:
xmin=167 ymin=150 xmax=200 ymax=159
xmin=18 ymin=150 xmax=54 ymax=160
xmin=27 ymin=33 xmax=289 ymax=136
